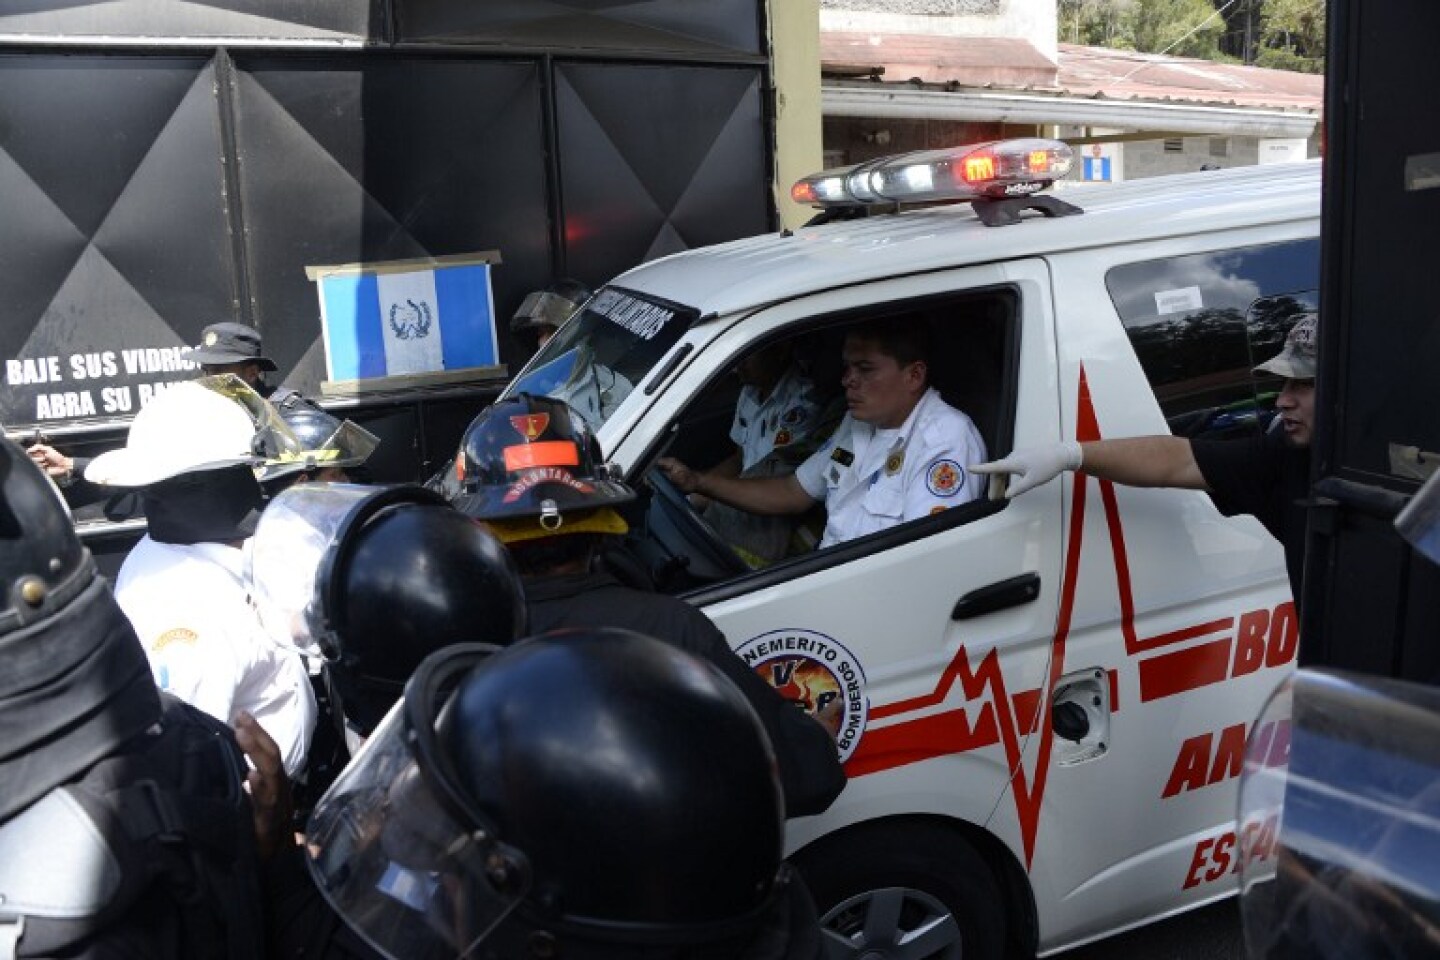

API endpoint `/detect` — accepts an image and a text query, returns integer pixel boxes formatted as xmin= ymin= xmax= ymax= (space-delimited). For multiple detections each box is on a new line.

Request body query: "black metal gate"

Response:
xmin=0 ymin=0 xmax=773 ymax=427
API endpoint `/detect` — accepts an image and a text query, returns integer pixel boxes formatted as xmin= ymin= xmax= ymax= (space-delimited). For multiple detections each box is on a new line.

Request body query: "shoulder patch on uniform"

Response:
xmin=151 ymin=627 xmax=199 ymax=652
xmin=926 ymin=459 xmax=965 ymax=497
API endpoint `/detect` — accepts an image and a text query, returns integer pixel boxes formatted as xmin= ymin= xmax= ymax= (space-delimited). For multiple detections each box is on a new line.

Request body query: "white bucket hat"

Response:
xmin=86 ymin=378 xmax=262 ymax=487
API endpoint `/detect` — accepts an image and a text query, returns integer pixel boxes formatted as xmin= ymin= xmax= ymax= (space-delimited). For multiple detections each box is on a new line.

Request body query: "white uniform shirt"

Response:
xmin=550 ymin=360 xmax=634 ymax=430
xmin=795 ymin=388 xmax=987 ymax=548
xmin=115 ymin=536 xmax=317 ymax=777
xmin=729 ymin=368 xmax=826 ymax=472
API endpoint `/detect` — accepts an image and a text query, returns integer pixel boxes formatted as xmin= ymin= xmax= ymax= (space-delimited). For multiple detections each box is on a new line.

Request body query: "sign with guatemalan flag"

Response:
xmin=305 ymin=251 xmax=506 ymax=394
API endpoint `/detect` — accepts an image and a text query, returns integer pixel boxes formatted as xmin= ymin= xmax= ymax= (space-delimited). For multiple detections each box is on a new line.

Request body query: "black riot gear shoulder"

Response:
xmin=306 ymin=629 xmax=792 ymax=960
xmin=0 ymin=439 xmax=158 ymax=823
xmin=0 ymin=439 xmax=265 ymax=959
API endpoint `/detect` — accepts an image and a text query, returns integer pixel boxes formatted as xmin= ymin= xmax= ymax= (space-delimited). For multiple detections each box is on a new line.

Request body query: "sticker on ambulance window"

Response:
xmin=1154 ymin=285 xmax=1204 ymax=315
xmin=737 ymin=629 xmax=869 ymax=761
xmin=588 ymin=288 xmax=678 ymax=341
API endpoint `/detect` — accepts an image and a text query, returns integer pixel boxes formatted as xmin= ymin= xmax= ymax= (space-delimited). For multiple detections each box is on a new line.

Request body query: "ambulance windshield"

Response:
xmin=506 ymin=287 xmax=698 ymax=431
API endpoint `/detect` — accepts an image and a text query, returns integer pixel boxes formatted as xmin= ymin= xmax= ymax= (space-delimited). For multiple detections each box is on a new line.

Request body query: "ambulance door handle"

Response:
xmin=950 ymin=572 xmax=1040 ymax=620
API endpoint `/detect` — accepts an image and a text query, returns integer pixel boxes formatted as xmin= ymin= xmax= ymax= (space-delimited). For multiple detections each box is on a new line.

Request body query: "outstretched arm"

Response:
xmin=1080 ymin=437 xmax=1209 ymax=489
xmin=655 ymin=457 xmax=816 ymax=516
xmin=971 ymin=436 xmax=1208 ymax=498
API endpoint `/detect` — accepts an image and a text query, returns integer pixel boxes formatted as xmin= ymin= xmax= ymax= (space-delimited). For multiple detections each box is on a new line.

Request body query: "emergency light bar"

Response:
xmin=792 ymin=138 xmax=1074 ymax=210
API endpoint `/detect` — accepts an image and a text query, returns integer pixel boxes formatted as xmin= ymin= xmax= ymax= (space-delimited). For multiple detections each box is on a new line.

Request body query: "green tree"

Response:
xmin=1059 ymin=0 xmax=1324 ymax=74
xmin=1256 ymin=0 xmax=1325 ymax=73
xmin=1058 ymin=0 xmax=1136 ymax=48
xmin=1131 ymin=0 xmax=1228 ymax=58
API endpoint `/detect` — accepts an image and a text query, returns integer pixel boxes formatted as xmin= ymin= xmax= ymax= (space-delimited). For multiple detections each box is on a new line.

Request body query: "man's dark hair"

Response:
xmin=846 ymin=316 xmax=932 ymax=370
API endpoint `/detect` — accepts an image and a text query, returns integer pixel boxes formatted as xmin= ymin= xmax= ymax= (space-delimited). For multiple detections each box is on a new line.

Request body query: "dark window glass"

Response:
xmin=1107 ymin=238 xmax=1319 ymax=439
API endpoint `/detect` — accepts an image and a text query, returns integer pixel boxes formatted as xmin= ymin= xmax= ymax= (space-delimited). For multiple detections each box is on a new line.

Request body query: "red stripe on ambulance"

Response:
xmin=844 ymin=365 xmax=1294 ymax=870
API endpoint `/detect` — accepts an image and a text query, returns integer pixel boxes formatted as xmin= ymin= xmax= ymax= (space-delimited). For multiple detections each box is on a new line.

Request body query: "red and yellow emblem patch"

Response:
xmin=925 ymin=459 xmax=964 ymax=497
xmin=509 ymin=413 xmax=550 ymax=441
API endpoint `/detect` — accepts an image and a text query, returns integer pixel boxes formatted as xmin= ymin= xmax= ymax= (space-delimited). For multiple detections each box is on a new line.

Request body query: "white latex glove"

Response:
xmin=970 ymin=441 xmax=1083 ymax=498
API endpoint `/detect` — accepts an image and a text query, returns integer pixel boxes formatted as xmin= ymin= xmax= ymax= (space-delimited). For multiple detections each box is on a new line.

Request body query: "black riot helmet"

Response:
xmin=448 ymin=393 xmax=633 ymax=536
xmin=305 ymin=629 xmax=788 ymax=960
xmin=0 ymin=440 xmax=160 ymax=822
xmin=510 ymin=278 xmax=591 ymax=337
xmin=248 ymin=483 xmax=527 ymax=736
xmin=256 ymin=396 xmax=379 ymax=493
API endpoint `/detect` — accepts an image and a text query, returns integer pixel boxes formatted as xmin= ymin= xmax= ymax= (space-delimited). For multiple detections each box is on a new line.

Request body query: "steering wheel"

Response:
xmin=644 ymin=469 xmax=751 ymax=580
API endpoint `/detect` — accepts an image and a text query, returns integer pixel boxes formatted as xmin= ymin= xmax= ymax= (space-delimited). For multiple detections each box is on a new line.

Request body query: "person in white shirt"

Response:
xmin=86 ymin=376 xmax=317 ymax=778
xmin=700 ymin=341 xmax=834 ymax=565
xmin=658 ymin=317 xmax=987 ymax=549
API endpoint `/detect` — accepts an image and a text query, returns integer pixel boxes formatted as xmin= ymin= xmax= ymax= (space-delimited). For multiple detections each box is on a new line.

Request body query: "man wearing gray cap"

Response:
xmin=184 ymin=321 xmax=285 ymax=399
xmin=972 ymin=312 xmax=1319 ymax=604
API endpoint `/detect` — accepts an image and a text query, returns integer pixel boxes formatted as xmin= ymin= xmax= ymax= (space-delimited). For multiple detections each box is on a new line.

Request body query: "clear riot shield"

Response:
xmin=1239 ymin=668 xmax=1440 ymax=959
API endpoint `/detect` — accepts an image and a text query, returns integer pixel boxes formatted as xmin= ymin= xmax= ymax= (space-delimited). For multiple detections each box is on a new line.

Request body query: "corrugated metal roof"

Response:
xmin=1056 ymin=44 xmax=1322 ymax=112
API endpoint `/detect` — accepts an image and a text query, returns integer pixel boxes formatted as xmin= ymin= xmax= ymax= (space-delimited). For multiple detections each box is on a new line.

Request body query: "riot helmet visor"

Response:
xmin=258 ymin=417 xmax=380 ymax=485
xmin=1396 ymin=467 xmax=1440 ymax=567
xmin=306 ymin=644 xmax=530 ymax=960
xmin=247 ymin=483 xmax=382 ymax=660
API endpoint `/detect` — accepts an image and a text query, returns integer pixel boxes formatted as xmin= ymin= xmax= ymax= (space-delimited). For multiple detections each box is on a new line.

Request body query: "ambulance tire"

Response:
xmin=795 ymin=820 xmax=1006 ymax=960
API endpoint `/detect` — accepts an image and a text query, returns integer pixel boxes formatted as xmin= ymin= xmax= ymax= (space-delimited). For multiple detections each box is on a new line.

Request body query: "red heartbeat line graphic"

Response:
xmin=843 ymin=365 xmax=1260 ymax=869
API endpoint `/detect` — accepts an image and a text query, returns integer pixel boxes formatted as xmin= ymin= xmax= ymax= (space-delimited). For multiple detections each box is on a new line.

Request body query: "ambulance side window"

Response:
xmin=635 ymin=289 xmax=1017 ymax=597
xmin=1107 ymin=238 xmax=1320 ymax=440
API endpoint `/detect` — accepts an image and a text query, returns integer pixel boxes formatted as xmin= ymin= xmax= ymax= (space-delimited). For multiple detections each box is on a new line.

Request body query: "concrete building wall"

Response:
xmin=819 ymin=0 xmax=1057 ymax=60
xmin=1060 ymin=132 xmax=1324 ymax=182
xmin=824 ymin=116 xmax=1014 ymax=167
xmin=771 ymin=0 xmax=824 ymax=230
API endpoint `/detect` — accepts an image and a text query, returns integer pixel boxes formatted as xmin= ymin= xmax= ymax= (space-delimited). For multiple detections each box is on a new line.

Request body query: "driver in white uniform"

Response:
xmin=659 ymin=317 xmax=986 ymax=548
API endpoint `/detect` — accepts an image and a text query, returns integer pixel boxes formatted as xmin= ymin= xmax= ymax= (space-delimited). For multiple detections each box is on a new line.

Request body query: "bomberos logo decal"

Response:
xmin=738 ymin=629 xmax=869 ymax=760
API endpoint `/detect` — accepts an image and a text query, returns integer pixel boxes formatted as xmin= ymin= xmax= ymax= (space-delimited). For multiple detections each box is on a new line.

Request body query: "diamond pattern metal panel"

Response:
xmin=230 ymin=57 xmax=552 ymax=393
xmin=397 ymin=0 xmax=762 ymax=57
xmin=556 ymin=61 xmax=770 ymax=285
xmin=0 ymin=0 xmax=379 ymax=42
xmin=0 ymin=54 xmax=237 ymax=425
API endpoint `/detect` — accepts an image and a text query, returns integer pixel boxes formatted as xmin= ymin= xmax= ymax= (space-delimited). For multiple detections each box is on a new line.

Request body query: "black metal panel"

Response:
xmin=1316 ymin=0 xmax=1440 ymax=487
xmin=230 ymin=57 xmax=551 ymax=394
xmin=1304 ymin=0 xmax=1440 ymax=681
xmin=396 ymin=0 xmax=762 ymax=57
xmin=0 ymin=0 xmax=381 ymax=42
xmin=0 ymin=2 xmax=774 ymax=435
xmin=555 ymin=61 xmax=770 ymax=285
xmin=0 ymin=54 xmax=236 ymax=426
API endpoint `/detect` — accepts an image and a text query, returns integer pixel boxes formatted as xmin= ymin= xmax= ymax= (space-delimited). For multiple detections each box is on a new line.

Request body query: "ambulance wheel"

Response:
xmin=795 ymin=821 xmax=1006 ymax=960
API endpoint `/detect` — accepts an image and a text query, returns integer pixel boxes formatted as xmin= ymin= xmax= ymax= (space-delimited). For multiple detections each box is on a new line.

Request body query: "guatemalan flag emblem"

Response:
xmin=308 ymin=253 xmax=501 ymax=382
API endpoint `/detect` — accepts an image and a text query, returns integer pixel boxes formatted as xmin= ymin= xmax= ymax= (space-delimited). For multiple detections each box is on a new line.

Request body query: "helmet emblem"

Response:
xmin=203 ymin=332 xmax=218 ymax=346
xmin=509 ymin=413 xmax=550 ymax=441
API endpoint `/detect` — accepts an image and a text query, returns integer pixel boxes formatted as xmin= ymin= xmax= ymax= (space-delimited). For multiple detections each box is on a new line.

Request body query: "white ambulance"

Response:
xmin=504 ymin=140 xmax=1317 ymax=957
